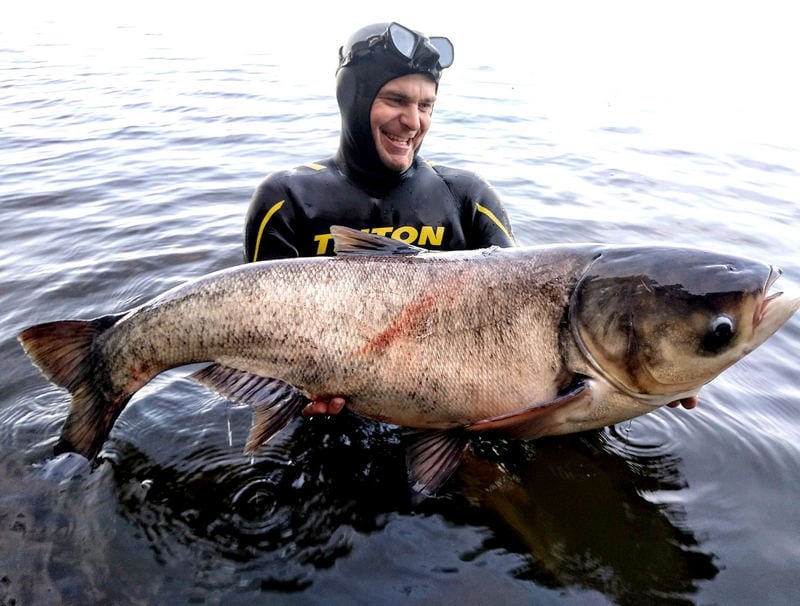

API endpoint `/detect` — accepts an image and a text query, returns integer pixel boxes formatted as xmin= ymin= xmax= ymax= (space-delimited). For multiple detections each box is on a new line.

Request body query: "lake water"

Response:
xmin=2 ymin=3 xmax=799 ymax=605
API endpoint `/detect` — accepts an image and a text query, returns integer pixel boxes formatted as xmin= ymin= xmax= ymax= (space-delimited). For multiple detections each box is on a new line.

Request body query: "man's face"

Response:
xmin=370 ymin=73 xmax=437 ymax=172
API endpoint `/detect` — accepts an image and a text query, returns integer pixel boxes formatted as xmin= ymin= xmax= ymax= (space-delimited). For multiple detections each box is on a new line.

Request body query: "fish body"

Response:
xmin=18 ymin=227 xmax=800 ymax=494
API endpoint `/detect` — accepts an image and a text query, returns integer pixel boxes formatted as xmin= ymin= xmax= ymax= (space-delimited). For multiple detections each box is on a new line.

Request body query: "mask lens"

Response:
xmin=388 ymin=23 xmax=417 ymax=59
xmin=430 ymin=37 xmax=454 ymax=68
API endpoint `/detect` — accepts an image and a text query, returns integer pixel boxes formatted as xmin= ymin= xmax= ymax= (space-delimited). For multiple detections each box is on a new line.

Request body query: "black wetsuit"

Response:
xmin=244 ymin=155 xmax=515 ymax=261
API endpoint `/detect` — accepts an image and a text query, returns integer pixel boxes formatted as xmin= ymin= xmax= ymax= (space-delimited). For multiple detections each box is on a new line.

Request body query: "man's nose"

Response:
xmin=398 ymin=104 xmax=421 ymax=130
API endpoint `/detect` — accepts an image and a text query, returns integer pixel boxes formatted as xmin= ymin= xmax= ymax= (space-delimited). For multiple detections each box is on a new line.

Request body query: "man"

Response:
xmin=243 ymin=21 xmax=515 ymax=263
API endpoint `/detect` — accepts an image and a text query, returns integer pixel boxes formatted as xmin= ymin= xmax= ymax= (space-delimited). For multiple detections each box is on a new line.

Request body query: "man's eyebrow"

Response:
xmin=378 ymin=90 xmax=437 ymax=104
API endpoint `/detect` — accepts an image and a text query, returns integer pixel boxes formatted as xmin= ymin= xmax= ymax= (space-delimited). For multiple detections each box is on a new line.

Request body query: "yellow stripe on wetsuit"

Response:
xmin=252 ymin=200 xmax=285 ymax=261
xmin=476 ymin=203 xmax=512 ymax=239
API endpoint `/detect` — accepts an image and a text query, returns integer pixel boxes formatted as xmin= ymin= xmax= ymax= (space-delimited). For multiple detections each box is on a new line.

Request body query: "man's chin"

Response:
xmin=378 ymin=154 xmax=413 ymax=172
xmin=376 ymin=137 xmax=417 ymax=171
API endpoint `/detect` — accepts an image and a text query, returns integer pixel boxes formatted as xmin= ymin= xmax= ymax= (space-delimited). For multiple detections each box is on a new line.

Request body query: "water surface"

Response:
xmin=2 ymin=4 xmax=799 ymax=605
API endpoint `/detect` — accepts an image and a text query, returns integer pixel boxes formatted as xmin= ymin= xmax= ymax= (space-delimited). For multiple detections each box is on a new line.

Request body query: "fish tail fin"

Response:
xmin=18 ymin=314 xmax=129 ymax=459
xmin=191 ymin=364 xmax=308 ymax=453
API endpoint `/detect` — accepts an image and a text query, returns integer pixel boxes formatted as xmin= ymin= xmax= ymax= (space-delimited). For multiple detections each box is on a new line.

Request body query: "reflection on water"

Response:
xmin=13 ymin=406 xmax=713 ymax=604
xmin=458 ymin=434 xmax=719 ymax=605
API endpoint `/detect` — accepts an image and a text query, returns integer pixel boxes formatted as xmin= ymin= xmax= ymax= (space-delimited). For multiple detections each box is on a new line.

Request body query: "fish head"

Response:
xmin=570 ymin=247 xmax=800 ymax=403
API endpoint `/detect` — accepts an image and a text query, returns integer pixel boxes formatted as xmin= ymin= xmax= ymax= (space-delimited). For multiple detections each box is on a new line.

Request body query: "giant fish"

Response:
xmin=18 ymin=227 xmax=800 ymax=495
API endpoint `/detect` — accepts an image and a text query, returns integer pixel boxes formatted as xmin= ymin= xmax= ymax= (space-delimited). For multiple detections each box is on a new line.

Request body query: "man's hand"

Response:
xmin=302 ymin=396 xmax=347 ymax=417
xmin=667 ymin=396 xmax=698 ymax=409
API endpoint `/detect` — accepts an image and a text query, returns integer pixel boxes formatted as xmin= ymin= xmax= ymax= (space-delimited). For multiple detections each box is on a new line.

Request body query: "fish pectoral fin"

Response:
xmin=190 ymin=364 xmax=308 ymax=453
xmin=330 ymin=225 xmax=427 ymax=257
xmin=466 ymin=382 xmax=591 ymax=439
xmin=405 ymin=429 xmax=469 ymax=499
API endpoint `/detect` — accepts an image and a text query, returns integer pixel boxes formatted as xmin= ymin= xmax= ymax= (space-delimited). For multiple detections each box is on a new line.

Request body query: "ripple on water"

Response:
xmin=96 ymin=407 xmax=414 ymax=595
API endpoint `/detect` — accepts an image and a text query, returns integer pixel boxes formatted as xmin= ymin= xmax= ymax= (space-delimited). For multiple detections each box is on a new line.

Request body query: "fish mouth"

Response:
xmin=755 ymin=265 xmax=784 ymax=328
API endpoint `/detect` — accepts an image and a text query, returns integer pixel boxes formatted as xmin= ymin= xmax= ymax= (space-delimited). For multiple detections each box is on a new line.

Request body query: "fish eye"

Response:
xmin=702 ymin=315 xmax=735 ymax=353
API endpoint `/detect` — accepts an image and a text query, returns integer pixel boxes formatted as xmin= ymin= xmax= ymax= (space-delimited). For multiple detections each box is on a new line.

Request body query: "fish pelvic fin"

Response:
xmin=191 ymin=364 xmax=308 ymax=453
xmin=18 ymin=314 xmax=130 ymax=459
xmin=405 ymin=429 xmax=470 ymax=500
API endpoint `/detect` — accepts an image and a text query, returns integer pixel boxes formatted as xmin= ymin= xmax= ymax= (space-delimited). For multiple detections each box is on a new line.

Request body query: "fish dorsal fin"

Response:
xmin=405 ymin=429 xmax=469 ymax=499
xmin=191 ymin=364 xmax=308 ymax=453
xmin=330 ymin=225 xmax=427 ymax=257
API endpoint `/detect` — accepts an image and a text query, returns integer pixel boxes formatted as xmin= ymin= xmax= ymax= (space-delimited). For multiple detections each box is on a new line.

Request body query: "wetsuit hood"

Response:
xmin=334 ymin=23 xmax=450 ymax=195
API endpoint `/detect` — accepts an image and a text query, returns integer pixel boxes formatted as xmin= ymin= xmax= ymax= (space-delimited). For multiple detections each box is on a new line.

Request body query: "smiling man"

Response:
xmin=244 ymin=22 xmax=516 ymax=262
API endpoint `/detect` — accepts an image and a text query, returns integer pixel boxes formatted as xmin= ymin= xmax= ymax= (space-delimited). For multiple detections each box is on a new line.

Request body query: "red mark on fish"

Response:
xmin=359 ymin=293 xmax=438 ymax=355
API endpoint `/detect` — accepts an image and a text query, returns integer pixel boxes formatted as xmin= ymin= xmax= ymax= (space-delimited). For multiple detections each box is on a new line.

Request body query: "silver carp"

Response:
xmin=18 ymin=227 xmax=800 ymax=494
